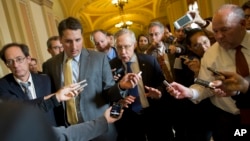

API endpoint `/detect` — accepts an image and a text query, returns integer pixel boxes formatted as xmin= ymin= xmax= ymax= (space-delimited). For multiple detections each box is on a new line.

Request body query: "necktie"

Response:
xmin=20 ymin=82 xmax=33 ymax=99
xmin=126 ymin=62 xmax=142 ymax=113
xmin=156 ymin=50 xmax=173 ymax=82
xmin=235 ymin=45 xmax=250 ymax=125
xmin=235 ymin=45 xmax=249 ymax=77
xmin=64 ymin=58 xmax=78 ymax=124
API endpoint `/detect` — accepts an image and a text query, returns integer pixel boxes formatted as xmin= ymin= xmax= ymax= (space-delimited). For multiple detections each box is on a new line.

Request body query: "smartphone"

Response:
xmin=207 ymin=67 xmax=223 ymax=76
xmin=163 ymin=80 xmax=171 ymax=88
xmin=110 ymin=102 xmax=122 ymax=118
xmin=174 ymin=13 xmax=193 ymax=29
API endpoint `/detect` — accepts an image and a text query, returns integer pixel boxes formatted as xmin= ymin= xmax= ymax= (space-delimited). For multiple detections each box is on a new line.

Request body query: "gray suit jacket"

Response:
xmin=43 ymin=48 xmax=119 ymax=141
xmin=53 ymin=116 xmax=108 ymax=141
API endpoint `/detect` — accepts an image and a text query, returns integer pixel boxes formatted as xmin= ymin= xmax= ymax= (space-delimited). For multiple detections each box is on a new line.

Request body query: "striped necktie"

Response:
xmin=20 ymin=82 xmax=33 ymax=99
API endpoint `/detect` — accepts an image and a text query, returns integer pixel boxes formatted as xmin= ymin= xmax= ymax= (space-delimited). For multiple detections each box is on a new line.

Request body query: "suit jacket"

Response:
xmin=53 ymin=116 xmax=108 ymax=141
xmin=0 ymin=100 xmax=109 ymax=141
xmin=43 ymin=48 xmax=119 ymax=141
xmin=109 ymin=53 xmax=176 ymax=140
xmin=109 ymin=53 xmax=168 ymax=110
xmin=146 ymin=43 xmax=176 ymax=80
xmin=0 ymin=73 xmax=57 ymax=126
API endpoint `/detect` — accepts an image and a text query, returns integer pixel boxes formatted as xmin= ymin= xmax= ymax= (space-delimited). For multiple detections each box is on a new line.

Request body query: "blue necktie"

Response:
xmin=126 ymin=62 xmax=142 ymax=113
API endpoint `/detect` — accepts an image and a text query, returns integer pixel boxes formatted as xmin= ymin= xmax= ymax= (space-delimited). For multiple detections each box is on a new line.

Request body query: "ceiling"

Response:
xmin=58 ymin=0 xmax=172 ymax=35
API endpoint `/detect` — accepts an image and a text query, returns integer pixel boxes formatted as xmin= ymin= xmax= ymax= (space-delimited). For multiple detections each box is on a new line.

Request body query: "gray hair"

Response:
xmin=215 ymin=4 xmax=245 ymax=24
xmin=114 ymin=28 xmax=137 ymax=44
xmin=147 ymin=21 xmax=164 ymax=33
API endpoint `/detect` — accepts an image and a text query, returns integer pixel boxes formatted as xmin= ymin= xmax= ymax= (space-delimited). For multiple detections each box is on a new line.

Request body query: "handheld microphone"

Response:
xmin=113 ymin=67 xmax=124 ymax=76
xmin=194 ymin=78 xmax=214 ymax=89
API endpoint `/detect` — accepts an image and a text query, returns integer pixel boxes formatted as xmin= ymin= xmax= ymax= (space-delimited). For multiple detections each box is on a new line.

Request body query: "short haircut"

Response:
xmin=58 ymin=17 xmax=83 ymax=37
xmin=46 ymin=36 xmax=60 ymax=49
xmin=114 ymin=29 xmax=136 ymax=44
xmin=242 ymin=1 xmax=250 ymax=10
xmin=148 ymin=21 xmax=164 ymax=33
xmin=90 ymin=29 xmax=108 ymax=43
xmin=30 ymin=58 xmax=38 ymax=63
xmin=0 ymin=43 xmax=30 ymax=63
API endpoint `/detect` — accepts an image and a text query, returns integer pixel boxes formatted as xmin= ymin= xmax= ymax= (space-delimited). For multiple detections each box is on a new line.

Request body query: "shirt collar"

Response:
xmin=14 ymin=73 xmax=32 ymax=84
xmin=63 ymin=52 xmax=81 ymax=63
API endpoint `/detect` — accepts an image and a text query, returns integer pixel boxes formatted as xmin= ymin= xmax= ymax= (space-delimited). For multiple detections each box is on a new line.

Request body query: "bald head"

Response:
xmin=212 ymin=4 xmax=246 ymax=50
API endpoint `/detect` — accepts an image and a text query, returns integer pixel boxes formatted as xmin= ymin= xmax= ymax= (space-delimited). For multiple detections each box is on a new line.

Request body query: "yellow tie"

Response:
xmin=64 ymin=58 xmax=78 ymax=124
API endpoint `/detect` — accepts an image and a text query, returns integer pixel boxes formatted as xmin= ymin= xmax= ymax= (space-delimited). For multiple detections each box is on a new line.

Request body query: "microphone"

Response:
xmin=194 ymin=78 xmax=214 ymax=89
xmin=113 ymin=67 xmax=124 ymax=76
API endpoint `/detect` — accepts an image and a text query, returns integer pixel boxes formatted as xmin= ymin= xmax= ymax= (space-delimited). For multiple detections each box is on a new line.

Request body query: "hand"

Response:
xmin=118 ymin=96 xmax=136 ymax=108
xmin=119 ymin=73 xmax=141 ymax=89
xmin=211 ymin=71 xmax=249 ymax=96
xmin=166 ymin=82 xmax=193 ymax=99
xmin=184 ymin=58 xmax=200 ymax=76
xmin=55 ymin=83 xmax=84 ymax=102
xmin=168 ymin=45 xmax=177 ymax=54
xmin=144 ymin=86 xmax=162 ymax=99
xmin=187 ymin=10 xmax=206 ymax=27
xmin=111 ymin=68 xmax=122 ymax=81
xmin=104 ymin=107 xmax=124 ymax=123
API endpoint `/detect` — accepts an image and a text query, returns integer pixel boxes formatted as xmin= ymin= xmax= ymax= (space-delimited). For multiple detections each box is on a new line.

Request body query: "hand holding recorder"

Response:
xmin=118 ymin=71 xmax=142 ymax=89
xmin=164 ymin=80 xmax=194 ymax=99
xmin=52 ymin=79 xmax=88 ymax=102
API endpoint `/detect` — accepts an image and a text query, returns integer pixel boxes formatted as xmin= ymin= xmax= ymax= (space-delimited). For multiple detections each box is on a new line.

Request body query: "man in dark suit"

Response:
xmin=43 ymin=17 xmax=132 ymax=141
xmin=109 ymin=28 xmax=175 ymax=141
xmin=0 ymin=42 xmax=57 ymax=126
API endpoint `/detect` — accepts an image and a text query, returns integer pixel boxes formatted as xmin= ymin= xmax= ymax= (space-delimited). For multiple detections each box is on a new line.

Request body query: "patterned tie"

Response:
xmin=126 ymin=62 xmax=142 ymax=113
xmin=235 ymin=45 xmax=250 ymax=125
xmin=156 ymin=50 xmax=173 ymax=82
xmin=20 ymin=82 xmax=33 ymax=99
xmin=64 ymin=58 xmax=78 ymax=124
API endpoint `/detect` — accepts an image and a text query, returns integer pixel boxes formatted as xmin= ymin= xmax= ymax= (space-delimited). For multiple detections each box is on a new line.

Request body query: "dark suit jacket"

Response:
xmin=146 ymin=43 xmax=176 ymax=80
xmin=109 ymin=53 xmax=176 ymax=140
xmin=0 ymin=73 xmax=57 ymax=126
xmin=109 ymin=53 xmax=169 ymax=109
xmin=43 ymin=48 xmax=119 ymax=141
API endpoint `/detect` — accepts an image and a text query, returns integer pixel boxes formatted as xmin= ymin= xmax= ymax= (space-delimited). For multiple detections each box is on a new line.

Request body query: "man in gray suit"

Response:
xmin=43 ymin=17 xmax=130 ymax=141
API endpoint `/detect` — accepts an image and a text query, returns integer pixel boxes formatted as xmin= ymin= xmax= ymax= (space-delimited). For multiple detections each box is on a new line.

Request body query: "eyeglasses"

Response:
xmin=6 ymin=56 xmax=26 ymax=66
xmin=116 ymin=44 xmax=133 ymax=50
xmin=51 ymin=46 xmax=63 ymax=50
xmin=245 ymin=15 xmax=250 ymax=19
xmin=149 ymin=32 xmax=162 ymax=37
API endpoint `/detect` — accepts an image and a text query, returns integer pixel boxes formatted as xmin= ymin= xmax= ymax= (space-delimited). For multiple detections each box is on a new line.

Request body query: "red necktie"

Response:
xmin=235 ymin=45 xmax=250 ymax=125
xmin=235 ymin=45 xmax=249 ymax=77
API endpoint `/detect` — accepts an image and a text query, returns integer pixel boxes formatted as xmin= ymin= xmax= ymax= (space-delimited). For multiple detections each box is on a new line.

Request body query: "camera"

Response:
xmin=110 ymin=102 xmax=122 ymax=118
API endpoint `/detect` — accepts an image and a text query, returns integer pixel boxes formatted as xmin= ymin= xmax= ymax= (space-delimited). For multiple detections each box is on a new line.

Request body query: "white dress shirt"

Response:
xmin=189 ymin=31 xmax=250 ymax=115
